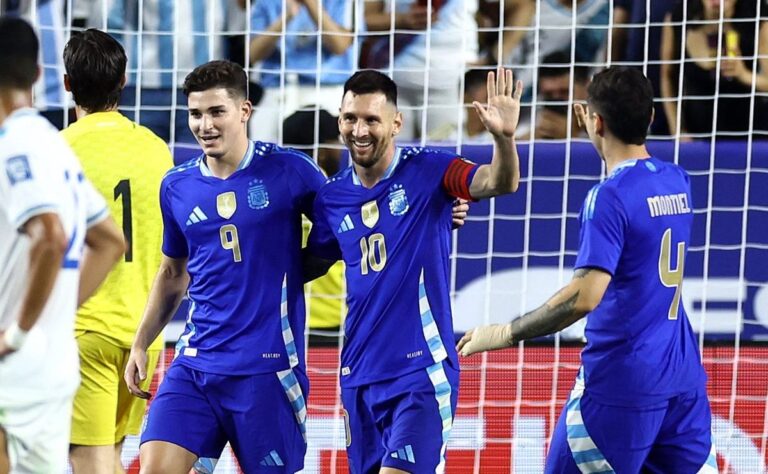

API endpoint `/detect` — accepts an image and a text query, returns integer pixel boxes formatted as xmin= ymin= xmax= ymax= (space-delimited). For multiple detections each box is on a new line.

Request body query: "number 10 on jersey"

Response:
xmin=360 ymin=233 xmax=387 ymax=275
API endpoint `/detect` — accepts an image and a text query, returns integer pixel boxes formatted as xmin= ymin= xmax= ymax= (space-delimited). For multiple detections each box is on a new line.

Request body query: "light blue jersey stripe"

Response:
xmin=418 ymin=269 xmax=447 ymax=363
xmin=277 ymin=368 xmax=308 ymax=442
xmin=280 ymin=274 xmax=300 ymax=368
xmin=426 ymin=361 xmax=453 ymax=473
xmin=174 ymin=299 xmax=197 ymax=358
xmin=565 ymin=367 xmax=615 ymax=474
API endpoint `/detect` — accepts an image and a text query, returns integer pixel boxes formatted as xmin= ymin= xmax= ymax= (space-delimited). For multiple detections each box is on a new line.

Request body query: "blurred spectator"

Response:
xmin=79 ymin=0 xmax=235 ymax=144
xmin=517 ymin=50 xmax=590 ymax=139
xmin=611 ymin=0 xmax=676 ymax=135
xmin=503 ymin=0 xmax=609 ymax=100
xmin=660 ymin=0 xmax=768 ymax=137
xmin=363 ymin=0 xmax=479 ymax=141
xmin=282 ymin=108 xmax=346 ymax=345
xmin=428 ymin=68 xmax=492 ymax=143
xmin=476 ymin=0 xmax=535 ymax=65
xmin=247 ymin=0 xmax=358 ymax=143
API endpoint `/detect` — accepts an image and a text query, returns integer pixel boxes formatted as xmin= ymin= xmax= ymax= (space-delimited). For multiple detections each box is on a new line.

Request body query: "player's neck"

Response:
xmin=74 ymin=104 xmax=118 ymax=120
xmin=355 ymin=145 xmax=396 ymax=188
xmin=602 ymin=140 xmax=651 ymax=175
xmin=205 ymin=136 xmax=250 ymax=179
xmin=0 ymin=89 xmax=33 ymax=126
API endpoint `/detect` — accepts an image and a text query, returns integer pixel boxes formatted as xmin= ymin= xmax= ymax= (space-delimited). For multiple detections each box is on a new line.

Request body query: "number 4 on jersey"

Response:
xmin=659 ymin=228 xmax=685 ymax=320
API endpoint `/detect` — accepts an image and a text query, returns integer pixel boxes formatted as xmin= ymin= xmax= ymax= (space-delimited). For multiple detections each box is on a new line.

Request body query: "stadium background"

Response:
xmin=7 ymin=0 xmax=768 ymax=472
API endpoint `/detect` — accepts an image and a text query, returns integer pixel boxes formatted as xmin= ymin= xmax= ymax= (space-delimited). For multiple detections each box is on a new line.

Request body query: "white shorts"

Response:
xmin=1 ymin=394 xmax=74 ymax=473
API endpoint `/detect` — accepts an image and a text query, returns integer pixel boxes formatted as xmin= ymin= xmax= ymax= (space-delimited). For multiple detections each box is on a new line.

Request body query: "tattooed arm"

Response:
xmin=457 ymin=268 xmax=612 ymax=356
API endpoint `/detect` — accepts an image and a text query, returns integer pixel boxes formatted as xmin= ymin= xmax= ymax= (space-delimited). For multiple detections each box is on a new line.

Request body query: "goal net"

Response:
xmin=15 ymin=0 xmax=768 ymax=472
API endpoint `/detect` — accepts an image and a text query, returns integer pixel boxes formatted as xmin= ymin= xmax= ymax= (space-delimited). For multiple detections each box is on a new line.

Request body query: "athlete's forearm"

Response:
xmin=508 ymin=269 xmax=595 ymax=343
xmin=249 ymin=16 xmax=287 ymax=63
xmin=78 ymin=216 xmax=125 ymax=306
xmin=133 ymin=258 xmax=189 ymax=351
xmin=302 ymin=248 xmax=336 ymax=283
xmin=17 ymin=213 xmax=68 ymax=331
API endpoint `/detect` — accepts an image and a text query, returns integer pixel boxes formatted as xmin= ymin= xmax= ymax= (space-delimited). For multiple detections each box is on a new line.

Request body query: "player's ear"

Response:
xmin=119 ymin=74 xmax=127 ymax=90
xmin=393 ymin=110 xmax=403 ymax=136
xmin=63 ymin=74 xmax=71 ymax=92
xmin=594 ymin=112 xmax=605 ymax=137
xmin=240 ymin=99 xmax=252 ymax=122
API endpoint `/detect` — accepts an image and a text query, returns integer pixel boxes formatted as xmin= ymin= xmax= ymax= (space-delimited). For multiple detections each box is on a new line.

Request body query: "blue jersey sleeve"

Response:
xmin=306 ymin=190 xmax=342 ymax=261
xmin=574 ymin=184 xmax=627 ymax=275
xmin=160 ymin=179 xmax=188 ymax=258
xmin=282 ymin=150 xmax=327 ymax=220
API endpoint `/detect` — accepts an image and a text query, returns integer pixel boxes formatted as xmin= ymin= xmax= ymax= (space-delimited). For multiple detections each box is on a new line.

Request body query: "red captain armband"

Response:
xmin=442 ymin=158 xmax=479 ymax=201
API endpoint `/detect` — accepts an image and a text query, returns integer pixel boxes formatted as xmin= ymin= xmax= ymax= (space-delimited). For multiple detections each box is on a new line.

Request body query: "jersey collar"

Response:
xmin=609 ymin=158 xmax=639 ymax=178
xmin=198 ymin=140 xmax=255 ymax=178
xmin=351 ymin=147 xmax=403 ymax=186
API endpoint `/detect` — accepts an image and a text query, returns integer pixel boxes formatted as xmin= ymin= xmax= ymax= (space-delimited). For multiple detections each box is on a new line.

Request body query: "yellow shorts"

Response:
xmin=70 ymin=332 xmax=161 ymax=446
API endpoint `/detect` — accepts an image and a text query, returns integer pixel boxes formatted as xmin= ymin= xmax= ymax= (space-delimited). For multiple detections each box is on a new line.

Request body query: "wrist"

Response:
xmin=4 ymin=321 xmax=29 ymax=351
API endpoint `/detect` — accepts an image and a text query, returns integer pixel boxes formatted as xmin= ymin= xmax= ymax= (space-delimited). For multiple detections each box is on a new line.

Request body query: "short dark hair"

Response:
xmin=464 ymin=68 xmax=488 ymax=93
xmin=182 ymin=60 xmax=247 ymax=100
xmin=0 ymin=16 xmax=39 ymax=89
xmin=539 ymin=51 xmax=590 ymax=84
xmin=282 ymin=108 xmax=339 ymax=146
xmin=343 ymin=70 xmax=397 ymax=105
xmin=63 ymin=29 xmax=126 ymax=112
xmin=587 ymin=67 xmax=653 ymax=145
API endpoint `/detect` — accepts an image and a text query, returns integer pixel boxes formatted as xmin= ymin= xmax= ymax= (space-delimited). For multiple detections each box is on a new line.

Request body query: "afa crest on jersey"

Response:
xmin=247 ymin=179 xmax=270 ymax=210
xmin=388 ymin=184 xmax=409 ymax=217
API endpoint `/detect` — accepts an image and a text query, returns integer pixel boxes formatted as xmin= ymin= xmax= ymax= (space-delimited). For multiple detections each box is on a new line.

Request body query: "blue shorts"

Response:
xmin=341 ymin=360 xmax=459 ymax=474
xmin=141 ymin=362 xmax=308 ymax=473
xmin=546 ymin=368 xmax=717 ymax=473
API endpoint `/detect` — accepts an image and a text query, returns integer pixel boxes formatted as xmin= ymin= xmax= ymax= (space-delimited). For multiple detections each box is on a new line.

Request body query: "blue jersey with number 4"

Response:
xmin=160 ymin=141 xmax=326 ymax=375
xmin=575 ymin=157 xmax=707 ymax=407
xmin=308 ymin=147 xmax=477 ymax=388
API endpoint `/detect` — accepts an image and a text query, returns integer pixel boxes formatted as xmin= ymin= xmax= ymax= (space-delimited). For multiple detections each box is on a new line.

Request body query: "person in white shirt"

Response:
xmin=0 ymin=16 xmax=124 ymax=473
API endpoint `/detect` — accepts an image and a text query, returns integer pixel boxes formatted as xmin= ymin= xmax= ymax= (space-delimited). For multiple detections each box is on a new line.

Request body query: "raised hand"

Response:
xmin=473 ymin=68 xmax=524 ymax=138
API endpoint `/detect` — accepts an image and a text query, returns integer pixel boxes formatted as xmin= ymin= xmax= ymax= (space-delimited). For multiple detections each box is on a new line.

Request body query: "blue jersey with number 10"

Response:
xmin=160 ymin=141 xmax=326 ymax=375
xmin=575 ymin=157 xmax=707 ymax=407
xmin=308 ymin=147 xmax=477 ymax=388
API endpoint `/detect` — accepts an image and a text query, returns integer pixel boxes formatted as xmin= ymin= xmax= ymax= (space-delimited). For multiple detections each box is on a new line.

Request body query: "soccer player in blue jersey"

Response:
xmin=306 ymin=68 xmax=523 ymax=473
xmin=123 ymin=60 xmax=326 ymax=473
xmin=458 ymin=67 xmax=716 ymax=473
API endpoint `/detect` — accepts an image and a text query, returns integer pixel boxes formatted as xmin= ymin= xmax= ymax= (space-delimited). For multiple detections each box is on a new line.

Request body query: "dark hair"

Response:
xmin=183 ymin=60 xmax=247 ymax=100
xmin=539 ymin=51 xmax=590 ymax=84
xmin=587 ymin=67 xmax=653 ymax=145
xmin=282 ymin=108 xmax=339 ymax=146
xmin=343 ymin=70 xmax=397 ymax=105
xmin=63 ymin=29 xmax=126 ymax=112
xmin=0 ymin=16 xmax=39 ymax=89
xmin=464 ymin=68 xmax=488 ymax=93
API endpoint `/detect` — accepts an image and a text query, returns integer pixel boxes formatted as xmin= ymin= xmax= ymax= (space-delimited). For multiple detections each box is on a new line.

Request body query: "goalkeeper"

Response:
xmin=458 ymin=67 xmax=715 ymax=473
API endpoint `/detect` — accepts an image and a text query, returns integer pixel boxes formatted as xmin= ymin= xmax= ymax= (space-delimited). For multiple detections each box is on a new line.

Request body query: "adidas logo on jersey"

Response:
xmin=390 ymin=445 xmax=416 ymax=463
xmin=337 ymin=214 xmax=355 ymax=233
xmin=259 ymin=450 xmax=284 ymax=467
xmin=186 ymin=206 xmax=208 ymax=226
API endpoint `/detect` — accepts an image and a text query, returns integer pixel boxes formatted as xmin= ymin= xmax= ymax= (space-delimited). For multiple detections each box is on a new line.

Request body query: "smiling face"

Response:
xmin=338 ymin=91 xmax=402 ymax=172
xmin=187 ymin=87 xmax=251 ymax=161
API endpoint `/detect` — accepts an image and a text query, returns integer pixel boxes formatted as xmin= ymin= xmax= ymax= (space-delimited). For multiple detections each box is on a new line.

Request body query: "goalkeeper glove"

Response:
xmin=457 ymin=323 xmax=514 ymax=356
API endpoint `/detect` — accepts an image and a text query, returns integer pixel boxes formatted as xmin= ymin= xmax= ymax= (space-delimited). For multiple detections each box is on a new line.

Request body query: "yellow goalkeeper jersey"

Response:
xmin=63 ymin=111 xmax=172 ymax=349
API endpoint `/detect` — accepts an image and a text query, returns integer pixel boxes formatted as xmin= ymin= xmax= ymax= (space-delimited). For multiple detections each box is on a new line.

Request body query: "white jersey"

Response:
xmin=505 ymin=0 xmax=609 ymax=91
xmin=375 ymin=0 xmax=478 ymax=90
xmin=0 ymin=108 xmax=108 ymax=407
